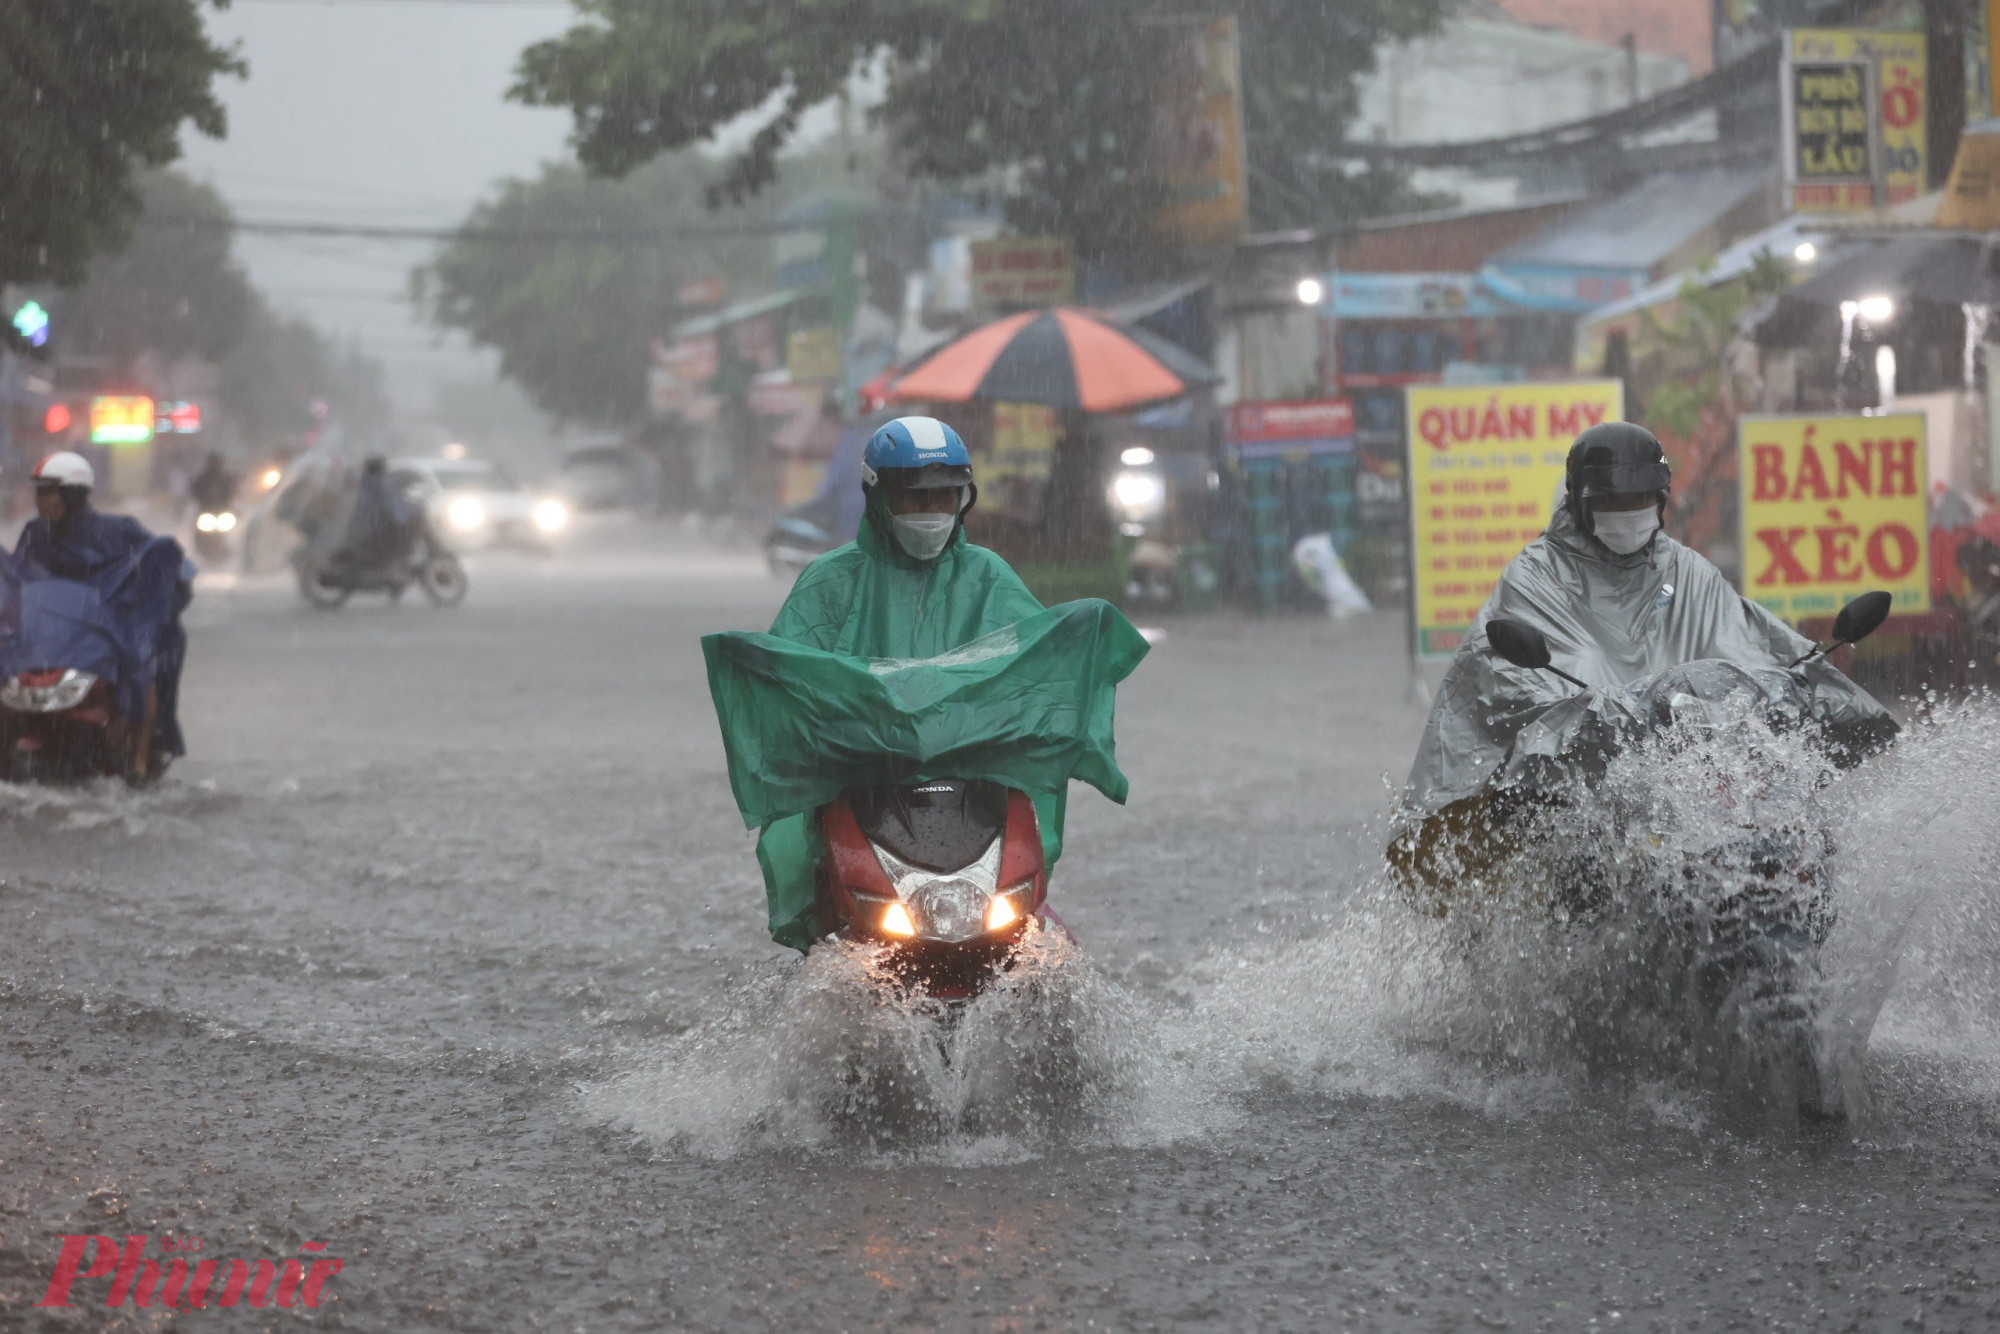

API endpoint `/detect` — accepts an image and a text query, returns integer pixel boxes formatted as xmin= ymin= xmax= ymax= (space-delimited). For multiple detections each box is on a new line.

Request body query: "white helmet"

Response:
xmin=33 ymin=451 xmax=95 ymax=490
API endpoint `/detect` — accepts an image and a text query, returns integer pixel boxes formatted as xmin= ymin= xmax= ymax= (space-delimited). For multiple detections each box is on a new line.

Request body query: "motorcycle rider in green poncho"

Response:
xmin=755 ymin=415 xmax=1057 ymax=951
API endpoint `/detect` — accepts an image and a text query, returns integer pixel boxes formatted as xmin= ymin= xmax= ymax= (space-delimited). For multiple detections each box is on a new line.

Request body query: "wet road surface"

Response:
xmin=4 ymin=523 xmax=1999 ymax=1331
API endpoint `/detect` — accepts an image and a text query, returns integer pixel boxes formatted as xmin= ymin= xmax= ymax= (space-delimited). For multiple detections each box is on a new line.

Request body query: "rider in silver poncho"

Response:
xmin=1395 ymin=423 xmax=1898 ymax=893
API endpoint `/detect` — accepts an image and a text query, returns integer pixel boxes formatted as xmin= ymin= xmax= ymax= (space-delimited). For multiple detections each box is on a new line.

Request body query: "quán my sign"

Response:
xmin=1736 ymin=412 xmax=1930 ymax=621
xmin=1405 ymin=380 xmax=1624 ymax=658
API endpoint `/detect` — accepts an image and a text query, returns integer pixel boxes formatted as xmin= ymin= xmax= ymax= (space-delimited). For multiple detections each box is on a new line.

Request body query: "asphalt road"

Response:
xmin=3 ymin=521 xmax=1998 ymax=1332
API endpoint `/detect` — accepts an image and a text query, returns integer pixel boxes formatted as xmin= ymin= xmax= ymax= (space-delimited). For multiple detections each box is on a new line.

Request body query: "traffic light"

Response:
xmin=10 ymin=300 xmax=49 ymax=349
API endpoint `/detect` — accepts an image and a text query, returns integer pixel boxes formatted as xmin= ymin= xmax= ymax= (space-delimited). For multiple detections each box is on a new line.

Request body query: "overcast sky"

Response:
xmin=178 ymin=0 xmax=578 ymax=424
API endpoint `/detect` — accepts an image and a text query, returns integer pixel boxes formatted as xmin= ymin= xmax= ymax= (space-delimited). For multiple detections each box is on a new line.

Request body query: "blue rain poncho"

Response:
xmin=5 ymin=505 xmax=194 ymax=755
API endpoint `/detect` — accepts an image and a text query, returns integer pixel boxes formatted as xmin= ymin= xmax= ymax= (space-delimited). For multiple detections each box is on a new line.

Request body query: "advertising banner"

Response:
xmin=970 ymin=238 xmax=1075 ymax=308
xmin=1783 ymin=29 xmax=1927 ymax=213
xmin=1327 ymin=273 xmax=1502 ymax=320
xmin=1737 ymin=413 xmax=1930 ymax=621
xmin=1226 ymin=398 xmax=1356 ymax=459
xmin=1406 ymin=380 xmax=1624 ymax=657
xmin=1146 ymin=15 xmax=1248 ymax=247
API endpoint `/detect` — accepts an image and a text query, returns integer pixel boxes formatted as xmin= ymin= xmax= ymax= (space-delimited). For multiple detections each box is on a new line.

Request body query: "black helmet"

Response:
xmin=1564 ymin=422 xmax=1671 ymax=535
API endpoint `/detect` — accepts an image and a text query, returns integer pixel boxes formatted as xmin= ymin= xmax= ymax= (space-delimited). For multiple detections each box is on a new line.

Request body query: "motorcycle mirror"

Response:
xmin=1485 ymin=618 xmax=1552 ymax=670
xmin=1485 ymin=619 xmax=1592 ymax=690
xmin=1832 ymin=590 xmax=1893 ymax=647
xmin=1790 ymin=589 xmax=1894 ymax=667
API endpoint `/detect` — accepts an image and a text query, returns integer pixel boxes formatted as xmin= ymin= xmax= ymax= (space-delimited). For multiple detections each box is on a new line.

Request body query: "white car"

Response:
xmin=388 ymin=457 xmax=570 ymax=552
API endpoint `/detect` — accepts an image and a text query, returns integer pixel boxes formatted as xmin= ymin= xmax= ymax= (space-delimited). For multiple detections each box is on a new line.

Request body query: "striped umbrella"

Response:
xmin=888 ymin=307 xmax=1217 ymax=413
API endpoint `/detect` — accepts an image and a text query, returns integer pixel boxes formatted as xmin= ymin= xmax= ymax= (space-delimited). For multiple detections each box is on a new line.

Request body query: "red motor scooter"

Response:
xmin=815 ymin=778 xmax=1052 ymax=999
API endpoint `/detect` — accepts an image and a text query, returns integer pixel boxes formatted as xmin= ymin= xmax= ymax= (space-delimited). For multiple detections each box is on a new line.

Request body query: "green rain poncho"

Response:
xmin=705 ymin=498 xmax=1149 ymax=950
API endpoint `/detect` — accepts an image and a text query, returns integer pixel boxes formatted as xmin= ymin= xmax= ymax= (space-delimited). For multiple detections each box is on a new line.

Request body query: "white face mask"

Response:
xmin=1592 ymin=506 xmax=1660 ymax=555
xmin=890 ymin=511 xmax=958 ymax=560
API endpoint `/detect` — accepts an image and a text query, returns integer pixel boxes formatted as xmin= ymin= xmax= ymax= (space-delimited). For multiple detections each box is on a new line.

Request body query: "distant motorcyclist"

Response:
xmin=329 ymin=456 xmax=422 ymax=571
xmin=12 ymin=452 xmax=192 ymax=780
xmin=190 ymin=452 xmax=238 ymax=514
xmin=757 ymin=415 xmax=1049 ymax=949
xmin=1402 ymin=422 xmax=1897 ymax=829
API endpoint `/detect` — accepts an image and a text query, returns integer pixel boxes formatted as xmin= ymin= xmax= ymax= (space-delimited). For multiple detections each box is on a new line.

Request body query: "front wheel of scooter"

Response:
xmin=297 ymin=562 xmax=352 ymax=611
xmin=419 ymin=554 xmax=468 ymax=607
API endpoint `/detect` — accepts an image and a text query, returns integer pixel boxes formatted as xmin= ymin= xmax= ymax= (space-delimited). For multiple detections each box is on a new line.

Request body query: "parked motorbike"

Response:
xmin=815 ymin=777 xmax=1052 ymax=1001
xmin=293 ymin=521 xmax=468 ymax=610
xmin=1465 ymin=591 xmax=1894 ymax=1119
xmin=193 ymin=508 xmax=238 ymax=563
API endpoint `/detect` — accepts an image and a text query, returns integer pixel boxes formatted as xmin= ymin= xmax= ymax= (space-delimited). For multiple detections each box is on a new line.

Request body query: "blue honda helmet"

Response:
xmin=862 ymin=416 xmax=974 ymax=491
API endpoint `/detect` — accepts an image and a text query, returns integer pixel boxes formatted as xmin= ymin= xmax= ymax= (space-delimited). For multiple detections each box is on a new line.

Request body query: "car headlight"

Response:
xmin=531 ymin=498 xmax=569 ymax=535
xmin=446 ymin=496 xmax=488 ymax=532
xmin=0 ymin=670 xmax=98 ymax=713
xmin=196 ymin=512 xmax=217 ymax=532
xmin=217 ymin=510 xmax=237 ymax=532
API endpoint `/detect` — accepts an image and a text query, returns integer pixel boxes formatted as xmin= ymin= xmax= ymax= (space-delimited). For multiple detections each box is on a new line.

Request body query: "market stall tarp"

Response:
xmin=703 ymin=598 xmax=1150 ymax=832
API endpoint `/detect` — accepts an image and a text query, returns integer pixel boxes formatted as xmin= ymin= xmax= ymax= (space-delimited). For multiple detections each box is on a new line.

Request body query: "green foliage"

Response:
xmin=53 ymin=171 xmax=254 ymax=365
xmin=415 ymin=148 xmax=864 ymax=427
xmin=0 ymin=0 xmax=242 ymax=287
xmin=511 ymin=0 xmax=1449 ymax=261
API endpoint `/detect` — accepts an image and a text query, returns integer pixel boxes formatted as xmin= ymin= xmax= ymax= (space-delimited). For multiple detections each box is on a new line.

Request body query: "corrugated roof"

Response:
xmin=1496 ymin=164 xmax=1774 ymax=271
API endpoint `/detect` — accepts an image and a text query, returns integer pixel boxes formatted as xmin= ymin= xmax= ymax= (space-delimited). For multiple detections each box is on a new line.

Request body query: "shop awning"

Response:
xmin=1484 ymin=165 xmax=1776 ymax=311
xmin=673 ymin=288 xmax=809 ymax=338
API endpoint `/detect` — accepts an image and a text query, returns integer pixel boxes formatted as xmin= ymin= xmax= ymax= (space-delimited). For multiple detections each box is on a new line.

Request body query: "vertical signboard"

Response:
xmin=1405 ymin=381 xmax=1624 ymax=658
xmin=1737 ymin=413 xmax=1930 ymax=621
xmin=1146 ymin=15 xmax=1248 ymax=246
xmin=1783 ymin=29 xmax=1927 ymax=213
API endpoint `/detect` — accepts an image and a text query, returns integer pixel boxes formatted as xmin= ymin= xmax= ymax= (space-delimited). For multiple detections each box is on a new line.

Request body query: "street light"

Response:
xmin=1793 ymin=241 xmax=1817 ymax=263
xmin=1296 ymin=276 xmax=1324 ymax=306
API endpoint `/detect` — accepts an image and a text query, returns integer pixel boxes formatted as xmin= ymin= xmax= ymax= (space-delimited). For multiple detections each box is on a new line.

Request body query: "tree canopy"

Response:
xmin=511 ymin=0 xmax=1448 ymax=263
xmin=415 ymin=146 xmax=870 ymax=427
xmin=0 ymin=0 xmax=242 ymax=288
xmin=54 ymin=171 xmax=255 ymax=366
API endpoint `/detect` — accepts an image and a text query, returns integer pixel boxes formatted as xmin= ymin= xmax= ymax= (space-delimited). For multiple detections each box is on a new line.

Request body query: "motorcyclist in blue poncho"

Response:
xmin=10 ymin=452 xmax=193 ymax=780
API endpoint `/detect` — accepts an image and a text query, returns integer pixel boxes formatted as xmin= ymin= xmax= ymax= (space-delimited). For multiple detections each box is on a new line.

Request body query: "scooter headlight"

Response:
xmin=0 ymin=670 xmax=98 ymax=713
xmin=872 ymin=839 xmax=1014 ymax=944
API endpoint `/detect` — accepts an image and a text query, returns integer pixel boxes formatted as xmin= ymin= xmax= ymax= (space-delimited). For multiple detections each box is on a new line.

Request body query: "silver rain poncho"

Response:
xmin=1403 ymin=506 xmax=1898 ymax=819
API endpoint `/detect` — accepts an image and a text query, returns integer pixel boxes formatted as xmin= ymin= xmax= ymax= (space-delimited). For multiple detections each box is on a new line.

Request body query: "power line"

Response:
xmin=235 ymin=0 xmax=570 ymax=8
xmin=138 ymin=214 xmax=827 ymax=242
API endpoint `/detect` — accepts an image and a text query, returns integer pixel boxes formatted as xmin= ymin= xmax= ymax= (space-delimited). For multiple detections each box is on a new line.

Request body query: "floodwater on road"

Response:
xmin=3 ymin=521 xmax=1999 ymax=1331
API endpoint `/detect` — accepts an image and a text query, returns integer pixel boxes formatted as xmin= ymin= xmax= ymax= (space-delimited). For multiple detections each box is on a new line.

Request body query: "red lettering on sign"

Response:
xmin=1751 ymin=444 xmax=1787 ymax=502
xmin=1866 ymin=523 xmax=1921 ymax=579
xmin=1879 ymin=437 xmax=1917 ymax=496
xmin=1815 ymin=515 xmax=1863 ymax=583
xmin=1833 ymin=439 xmax=1872 ymax=497
xmin=1754 ymin=527 xmax=1812 ymax=585
xmin=1791 ymin=444 xmax=1829 ymax=501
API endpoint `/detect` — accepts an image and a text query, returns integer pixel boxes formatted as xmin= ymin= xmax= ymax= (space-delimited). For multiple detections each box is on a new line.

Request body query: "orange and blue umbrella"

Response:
xmin=888 ymin=307 xmax=1216 ymax=413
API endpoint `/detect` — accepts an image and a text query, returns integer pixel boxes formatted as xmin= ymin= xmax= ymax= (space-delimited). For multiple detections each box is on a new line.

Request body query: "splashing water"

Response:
xmin=591 ymin=700 xmax=2000 ymax=1155
xmin=582 ymin=926 xmax=1161 ymax=1160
